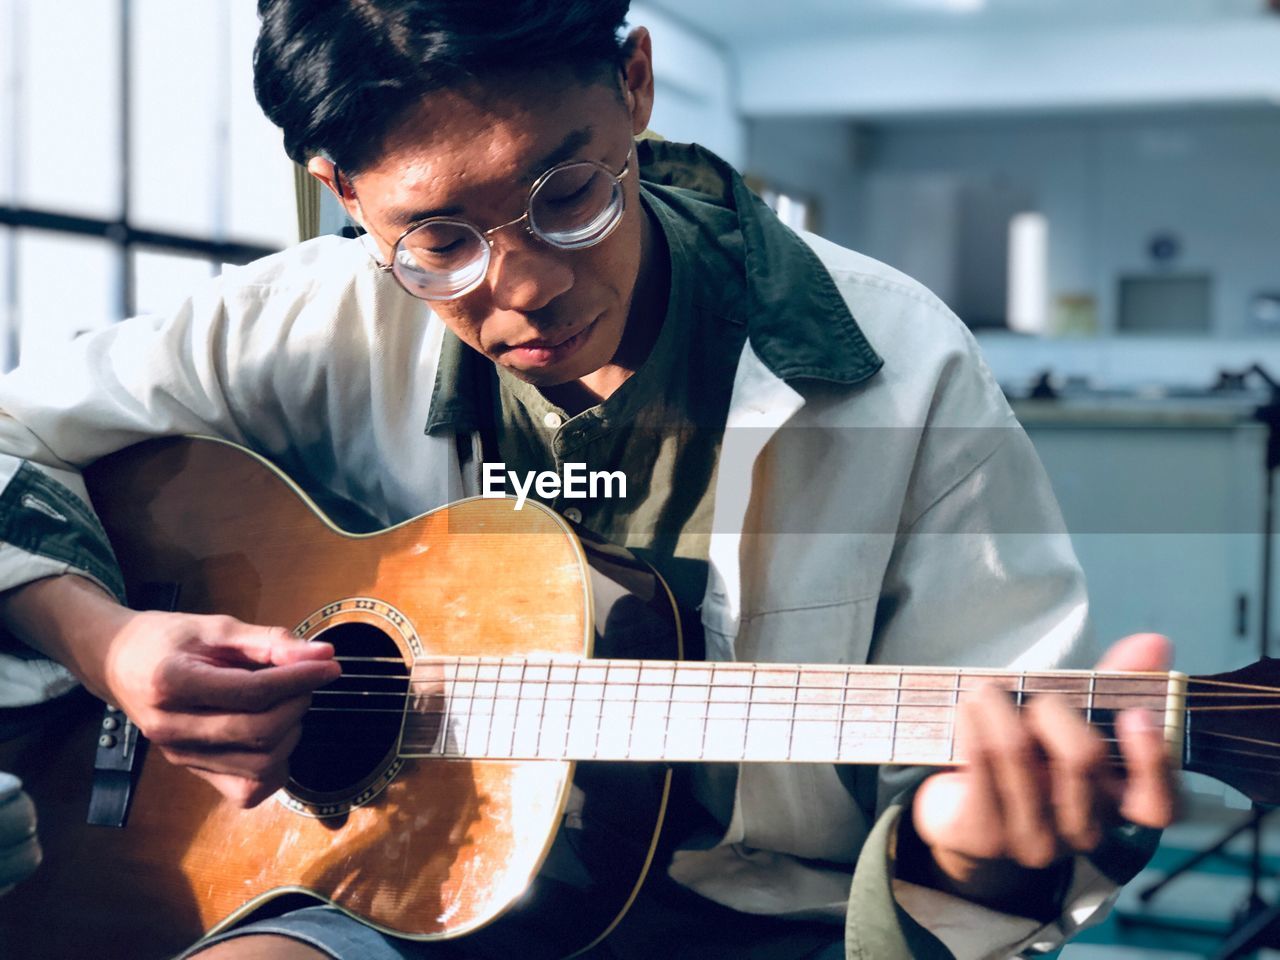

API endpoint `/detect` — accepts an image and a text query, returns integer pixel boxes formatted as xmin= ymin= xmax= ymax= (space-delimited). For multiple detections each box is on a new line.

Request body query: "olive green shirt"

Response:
xmin=490 ymin=185 xmax=748 ymax=624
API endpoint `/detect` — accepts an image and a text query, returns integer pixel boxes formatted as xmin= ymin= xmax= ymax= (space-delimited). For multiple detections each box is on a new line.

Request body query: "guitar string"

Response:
xmin=307 ymin=685 xmax=1236 ymax=711
xmin=332 ymin=654 xmax=1280 ymax=698
xmin=312 ymin=686 xmax=1280 ymax=706
xmin=343 ymin=655 xmax=1280 ymax=689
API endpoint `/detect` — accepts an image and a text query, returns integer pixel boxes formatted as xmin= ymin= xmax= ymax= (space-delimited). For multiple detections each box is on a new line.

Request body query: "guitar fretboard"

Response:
xmin=393 ymin=658 xmax=1181 ymax=766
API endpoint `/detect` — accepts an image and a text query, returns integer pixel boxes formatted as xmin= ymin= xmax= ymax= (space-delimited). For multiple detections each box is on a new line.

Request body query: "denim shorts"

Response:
xmin=182 ymin=888 xmax=846 ymax=960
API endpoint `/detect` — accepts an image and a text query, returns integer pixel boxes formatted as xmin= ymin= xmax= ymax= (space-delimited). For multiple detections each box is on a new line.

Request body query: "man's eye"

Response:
xmin=545 ymin=182 xmax=592 ymax=207
xmin=426 ymin=239 xmax=464 ymax=255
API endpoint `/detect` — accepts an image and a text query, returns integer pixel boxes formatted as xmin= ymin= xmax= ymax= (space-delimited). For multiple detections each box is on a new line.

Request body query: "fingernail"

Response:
xmin=1123 ymin=708 xmax=1155 ymax=733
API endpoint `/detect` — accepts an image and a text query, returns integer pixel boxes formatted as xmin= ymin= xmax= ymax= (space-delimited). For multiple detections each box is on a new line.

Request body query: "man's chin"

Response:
xmin=501 ymin=357 xmax=600 ymax=388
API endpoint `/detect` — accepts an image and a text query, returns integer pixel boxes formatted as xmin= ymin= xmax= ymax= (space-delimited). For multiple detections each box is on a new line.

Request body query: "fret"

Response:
xmin=662 ymin=663 xmax=675 ymax=760
xmin=837 ymin=666 xmax=851 ymax=763
xmin=786 ymin=668 xmax=800 ymax=762
xmin=889 ymin=669 xmax=904 ymax=763
xmin=438 ymin=662 xmax=455 ymax=756
xmin=495 ymin=658 xmax=519 ymax=759
xmin=479 ymin=659 xmax=499 ymax=760
xmin=624 ymin=661 xmax=637 ymax=761
xmin=1087 ymin=672 xmax=1097 ymax=728
xmin=630 ymin=663 xmax=673 ymax=759
xmin=509 ymin=659 xmax=536 ymax=759
xmin=597 ymin=662 xmax=638 ymax=760
xmin=666 ymin=663 xmax=709 ymax=761
xmin=698 ymin=663 xmax=713 ymax=761
xmin=564 ymin=660 xmax=578 ymax=760
xmin=539 ymin=661 xmax=574 ymax=760
xmin=1016 ymin=671 xmax=1026 ymax=711
xmin=566 ymin=661 xmax=603 ymax=760
xmin=948 ymin=670 xmax=962 ymax=764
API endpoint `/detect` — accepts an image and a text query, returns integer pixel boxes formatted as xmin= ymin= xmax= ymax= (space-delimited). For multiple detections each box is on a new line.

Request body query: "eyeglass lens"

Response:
xmin=391 ymin=159 xmax=625 ymax=301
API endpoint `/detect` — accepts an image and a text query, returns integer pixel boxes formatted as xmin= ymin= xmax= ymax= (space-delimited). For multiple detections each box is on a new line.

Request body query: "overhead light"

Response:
xmin=900 ymin=0 xmax=988 ymax=12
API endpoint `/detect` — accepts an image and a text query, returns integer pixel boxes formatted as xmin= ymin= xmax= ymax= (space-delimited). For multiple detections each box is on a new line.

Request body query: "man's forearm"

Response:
xmin=0 ymin=575 xmax=134 ymax=701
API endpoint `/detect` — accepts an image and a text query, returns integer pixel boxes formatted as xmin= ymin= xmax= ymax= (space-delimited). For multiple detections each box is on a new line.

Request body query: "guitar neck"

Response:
xmin=395 ymin=658 xmax=1186 ymax=766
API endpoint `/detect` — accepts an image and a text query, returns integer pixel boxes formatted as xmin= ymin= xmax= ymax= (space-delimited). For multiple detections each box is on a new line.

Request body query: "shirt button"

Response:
xmin=563 ymin=507 xmax=583 ymax=524
xmin=542 ymin=411 xmax=562 ymax=429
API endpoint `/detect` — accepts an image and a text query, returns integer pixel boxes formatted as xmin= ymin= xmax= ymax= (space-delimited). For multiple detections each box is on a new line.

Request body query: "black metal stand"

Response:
xmin=1118 ymin=365 xmax=1280 ymax=958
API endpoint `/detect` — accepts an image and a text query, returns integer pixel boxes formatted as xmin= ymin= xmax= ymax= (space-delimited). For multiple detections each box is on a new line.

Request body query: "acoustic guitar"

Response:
xmin=0 ymin=436 xmax=1276 ymax=959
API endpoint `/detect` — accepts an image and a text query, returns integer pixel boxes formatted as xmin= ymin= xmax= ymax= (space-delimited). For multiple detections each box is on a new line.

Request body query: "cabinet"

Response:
xmin=1016 ymin=400 xmax=1267 ymax=680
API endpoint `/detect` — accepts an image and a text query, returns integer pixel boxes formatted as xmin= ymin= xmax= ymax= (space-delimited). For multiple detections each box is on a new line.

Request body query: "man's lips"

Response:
xmin=507 ymin=330 xmax=579 ymax=350
xmin=499 ymin=315 xmax=600 ymax=368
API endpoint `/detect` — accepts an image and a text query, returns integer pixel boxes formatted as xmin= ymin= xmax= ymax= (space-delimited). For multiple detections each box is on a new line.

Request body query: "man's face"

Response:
xmin=340 ymin=65 xmax=652 ymax=388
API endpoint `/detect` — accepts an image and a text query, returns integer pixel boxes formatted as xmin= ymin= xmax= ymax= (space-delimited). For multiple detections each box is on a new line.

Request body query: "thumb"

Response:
xmin=1095 ymin=633 xmax=1172 ymax=673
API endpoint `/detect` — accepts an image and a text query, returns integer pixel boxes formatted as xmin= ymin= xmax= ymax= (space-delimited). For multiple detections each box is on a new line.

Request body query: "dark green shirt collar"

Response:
xmin=424 ymin=139 xmax=883 ymax=437
xmin=637 ymin=138 xmax=882 ymax=385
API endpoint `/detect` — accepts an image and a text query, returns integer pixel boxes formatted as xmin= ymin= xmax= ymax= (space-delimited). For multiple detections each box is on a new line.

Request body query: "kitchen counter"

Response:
xmin=1011 ymin=394 xmax=1266 ymax=428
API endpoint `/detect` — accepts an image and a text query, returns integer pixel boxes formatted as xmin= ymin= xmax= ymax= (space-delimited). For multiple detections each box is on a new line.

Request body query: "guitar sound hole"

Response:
xmin=288 ymin=622 xmax=409 ymax=798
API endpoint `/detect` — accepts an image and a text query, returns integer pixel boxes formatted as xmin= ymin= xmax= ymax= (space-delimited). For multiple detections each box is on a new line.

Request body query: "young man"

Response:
xmin=0 ymin=2 xmax=1173 ymax=958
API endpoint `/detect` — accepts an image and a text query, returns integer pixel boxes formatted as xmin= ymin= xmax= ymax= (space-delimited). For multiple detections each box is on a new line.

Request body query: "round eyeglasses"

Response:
xmin=365 ymin=146 xmax=632 ymax=302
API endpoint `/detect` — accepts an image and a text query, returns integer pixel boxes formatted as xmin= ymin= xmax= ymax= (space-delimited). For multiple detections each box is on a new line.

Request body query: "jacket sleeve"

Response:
xmin=0 ymin=285 xmax=264 ymax=705
xmin=843 ymin=370 xmax=1159 ymax=958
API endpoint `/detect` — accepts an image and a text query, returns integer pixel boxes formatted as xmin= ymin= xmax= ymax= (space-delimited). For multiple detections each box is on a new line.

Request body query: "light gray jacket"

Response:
xmin=0 ymin=142 xmax=1143 ymax=958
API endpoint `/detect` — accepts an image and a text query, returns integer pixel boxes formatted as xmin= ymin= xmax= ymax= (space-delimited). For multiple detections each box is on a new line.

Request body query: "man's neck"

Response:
xmin=543 ymin=202 xmax=670 ymax=416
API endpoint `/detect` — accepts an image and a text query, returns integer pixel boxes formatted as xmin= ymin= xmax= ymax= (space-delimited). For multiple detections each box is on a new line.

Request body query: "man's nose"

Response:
xmin=486 ymin=240 xmax=574 ymax=314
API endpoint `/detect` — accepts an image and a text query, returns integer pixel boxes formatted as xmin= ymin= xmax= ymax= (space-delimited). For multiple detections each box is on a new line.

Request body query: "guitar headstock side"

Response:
xmin=1184 ymin=657 xmax=1280 ymax=805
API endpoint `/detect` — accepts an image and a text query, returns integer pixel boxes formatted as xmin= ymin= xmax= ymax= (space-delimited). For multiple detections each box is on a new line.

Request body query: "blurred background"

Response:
xmin=4 ymin=1 xmax=1280 ymax=956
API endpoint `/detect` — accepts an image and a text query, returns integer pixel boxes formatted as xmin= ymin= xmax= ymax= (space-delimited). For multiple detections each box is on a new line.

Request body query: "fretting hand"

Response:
xmin=905 ymin=633 xmax=1177 ymax=909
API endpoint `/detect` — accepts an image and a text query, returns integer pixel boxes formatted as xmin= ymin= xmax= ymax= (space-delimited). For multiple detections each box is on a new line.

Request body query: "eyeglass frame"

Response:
xmin=343 ymin=143 xmax=634 ymax=302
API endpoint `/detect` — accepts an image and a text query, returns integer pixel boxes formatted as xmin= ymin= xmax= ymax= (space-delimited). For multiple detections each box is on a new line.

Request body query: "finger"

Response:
xmin=1096 ymin=634 xmax=1172 ymax=673
xmin=160 ymin=723 xmax=303 ymax=781
xmin=976 ymin=685 xmax=1057 ymax=868
xmin=185 ymin=766 xmax=287 ymax=810
xmin=201 ymin=623 xmax=337 ymax=669
xmin=1026 ymin=696 xmax=1114 ymax=852
xmin=147 ymin=694 xmax=312 ymax=753
xmin=914 ymin=697 xmax=1007 ymax=857
xmin=157 ymin=655 xmax=339 ymax=714
xmin=1114 ymin=708 xmax=1176 ymax=828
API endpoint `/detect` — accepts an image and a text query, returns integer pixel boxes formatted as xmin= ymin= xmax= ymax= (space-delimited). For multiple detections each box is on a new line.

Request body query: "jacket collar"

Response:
xmin=636 ymin=138 xmax=882 ymax=386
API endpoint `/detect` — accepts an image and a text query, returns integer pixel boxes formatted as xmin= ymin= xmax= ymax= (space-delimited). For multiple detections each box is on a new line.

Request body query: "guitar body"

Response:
xmin=0 ymin=437 xmax=679 ymax=959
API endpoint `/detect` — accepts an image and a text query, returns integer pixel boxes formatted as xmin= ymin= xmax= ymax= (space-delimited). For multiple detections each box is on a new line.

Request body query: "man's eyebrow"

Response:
xmin=384 ymin=126 xmax=598 ymax=230
xmin=526 ymin=126 xmax=596 ymax=180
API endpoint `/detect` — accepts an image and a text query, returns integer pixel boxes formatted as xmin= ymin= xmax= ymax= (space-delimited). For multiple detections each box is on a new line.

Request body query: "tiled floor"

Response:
xmin=1062 ymin=792 xmax=1280 ymax=958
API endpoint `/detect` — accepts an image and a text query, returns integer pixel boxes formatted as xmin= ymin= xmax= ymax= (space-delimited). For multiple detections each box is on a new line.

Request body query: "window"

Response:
xmin=0 ymin=0 xmax=295 ymax=371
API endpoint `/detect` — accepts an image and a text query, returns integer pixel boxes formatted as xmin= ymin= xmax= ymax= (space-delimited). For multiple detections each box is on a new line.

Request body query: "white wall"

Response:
xmin=736 ymin=19 xmax=1280 ymax=116
xmin=629 ymin=3 xmax=744 ymax=168
xmin=746 ymin=106 xmax=1280 ymax=385
xmin=744 ymin=119 xmax=864 ymax=249
xmin=852 ymin=109 xmax=1280 ymax=340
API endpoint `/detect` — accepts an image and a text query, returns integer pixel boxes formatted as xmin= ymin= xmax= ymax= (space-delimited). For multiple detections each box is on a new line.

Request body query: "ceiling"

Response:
xmin=643 ymin=0 xmax=1275 ymax=47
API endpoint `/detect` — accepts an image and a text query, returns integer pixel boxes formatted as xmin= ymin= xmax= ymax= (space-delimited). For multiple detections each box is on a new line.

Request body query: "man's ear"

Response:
xmin=619 ymin=27 xmax=655 ymax=136
xmin=306 ymin=156 xmax=363 ymax=225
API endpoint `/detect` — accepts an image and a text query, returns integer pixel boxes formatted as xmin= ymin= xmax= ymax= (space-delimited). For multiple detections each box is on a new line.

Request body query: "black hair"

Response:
xmin=254 ymin=0 xmax=633 ymax=173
